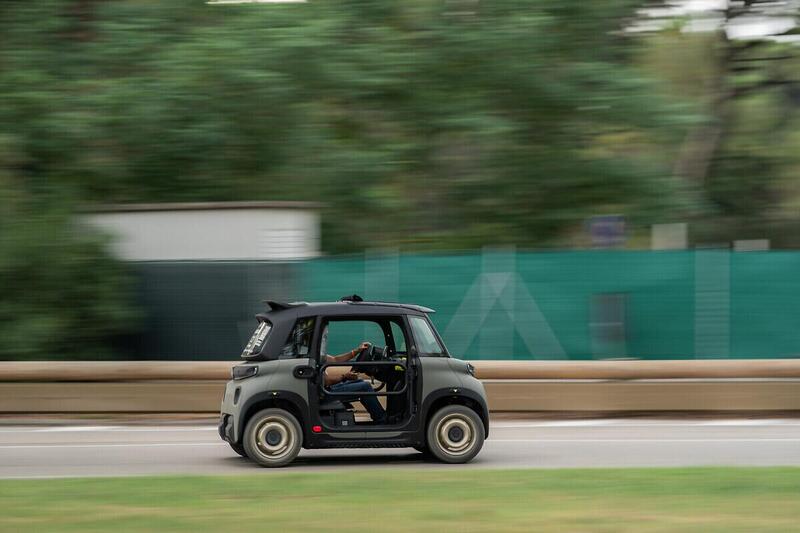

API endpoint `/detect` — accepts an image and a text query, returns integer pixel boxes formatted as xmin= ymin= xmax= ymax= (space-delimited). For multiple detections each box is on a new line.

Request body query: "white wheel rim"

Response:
xmin=254 ymin=416 xmax=295 ymax=460
xmin=436 ymin=414 xmax=476 ymax=457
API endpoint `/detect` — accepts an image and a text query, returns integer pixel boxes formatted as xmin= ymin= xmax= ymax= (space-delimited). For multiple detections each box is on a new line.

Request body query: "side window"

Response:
xmin=281 ymin=317 xmax=315 ymax=359
xmin=321 ymin=320 xmax=385 ymax=356
xmin=390 ymin=321 xmax=407 ymax=353
xmin=409 ymin=316 xmax=445 ymax=356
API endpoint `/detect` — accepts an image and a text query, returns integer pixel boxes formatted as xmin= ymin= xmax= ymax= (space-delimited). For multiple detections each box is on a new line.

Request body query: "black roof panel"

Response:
xmin=258 ymin=300 xmax=435 ymax=320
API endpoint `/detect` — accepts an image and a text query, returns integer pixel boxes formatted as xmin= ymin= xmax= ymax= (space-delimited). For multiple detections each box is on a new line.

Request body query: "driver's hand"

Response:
xmin=342 ymin=371 xmax=359 ymax=381
xmin=357 ymin=341 xmax=371 ymax=353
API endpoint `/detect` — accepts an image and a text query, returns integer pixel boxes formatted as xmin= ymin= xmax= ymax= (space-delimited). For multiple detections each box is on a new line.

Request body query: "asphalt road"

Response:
xmin=2 ymin=418 xmax=800 ymax=479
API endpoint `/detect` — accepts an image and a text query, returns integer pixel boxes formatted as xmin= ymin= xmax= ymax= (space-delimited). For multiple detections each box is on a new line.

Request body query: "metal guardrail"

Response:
xmin=2 ymin=360 xmax=800 ymax=413
xmin=2 ymin=359 xmax=800 ymax=382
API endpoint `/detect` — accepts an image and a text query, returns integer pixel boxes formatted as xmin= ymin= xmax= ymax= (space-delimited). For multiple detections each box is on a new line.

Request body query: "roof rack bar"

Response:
xmin=349 ymin=301 xmax=436 ymax=314
xmin=261 ymin=298 xmax=433 ymax=313
xmin=263 ymin=300 xmax=308 ymax=311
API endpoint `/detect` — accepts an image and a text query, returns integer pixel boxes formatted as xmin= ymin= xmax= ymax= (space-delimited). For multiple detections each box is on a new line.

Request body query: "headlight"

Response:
xmin=466 ymin=363 xmax=476 ymax=377
xmin=232 ymin=365 xmax=258 ymax=380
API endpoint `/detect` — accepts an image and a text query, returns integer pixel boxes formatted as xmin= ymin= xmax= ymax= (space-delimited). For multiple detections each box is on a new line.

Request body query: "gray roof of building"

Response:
xmin=88 ymin=201 xmax=322 ymax=213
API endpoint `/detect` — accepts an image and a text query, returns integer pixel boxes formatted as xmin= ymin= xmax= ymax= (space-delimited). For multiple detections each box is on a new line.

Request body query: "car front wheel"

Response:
xmin=229 ymin=441 xmax=247 ymax=457
xmin=426 ymin=405 xmax=484 ymax=464
xmin=243 ymin=408 xmax=302 ymax=467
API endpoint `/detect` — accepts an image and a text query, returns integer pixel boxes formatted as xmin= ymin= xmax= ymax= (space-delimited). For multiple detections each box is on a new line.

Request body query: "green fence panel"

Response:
xmin=730 ymin=251 xmax=800 ymax=359
xmin=130 ymin=250 xmax=800 ymax=360
xmin=302 ymin=250 xmax=800 ymax=361
xmin=133 ymin=261 xmax=298 ymax=360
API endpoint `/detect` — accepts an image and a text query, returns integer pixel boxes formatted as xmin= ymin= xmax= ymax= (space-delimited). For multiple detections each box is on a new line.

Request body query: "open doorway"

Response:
xmin=316 ymin=316 xmax=411 ymax=429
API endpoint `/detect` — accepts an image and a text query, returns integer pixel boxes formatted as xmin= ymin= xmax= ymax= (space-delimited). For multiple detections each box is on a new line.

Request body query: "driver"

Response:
xmin=321 ymin=328 xmax=387 ymax=424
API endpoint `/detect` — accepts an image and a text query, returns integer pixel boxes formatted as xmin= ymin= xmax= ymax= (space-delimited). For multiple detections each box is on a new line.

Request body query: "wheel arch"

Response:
xmin=237 ymin=391 xmax=309 ymax=445
xmin=421 ymin=388 xmax=489 ymax=439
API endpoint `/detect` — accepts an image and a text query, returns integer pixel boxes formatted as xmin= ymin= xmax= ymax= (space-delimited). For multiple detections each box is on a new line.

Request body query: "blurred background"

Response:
xmin=3 ymin=4 xmax=800 ymax=531
xmin=2 ymin=0 xmax=800 ymax=363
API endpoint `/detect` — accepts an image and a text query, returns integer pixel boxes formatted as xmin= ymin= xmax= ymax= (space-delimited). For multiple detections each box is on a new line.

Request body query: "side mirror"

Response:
xmin=409 ymin=346 xmax=418 ymax=357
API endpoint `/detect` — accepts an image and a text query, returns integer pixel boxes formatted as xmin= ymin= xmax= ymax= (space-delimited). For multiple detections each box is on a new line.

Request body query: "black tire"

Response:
xmin=426 ymin=405 xmax=485 ymax=464
xmin=229 ymin=441 xmax=247 ymax=458
xmin=243 ymin=408 xmax=303 ymax=467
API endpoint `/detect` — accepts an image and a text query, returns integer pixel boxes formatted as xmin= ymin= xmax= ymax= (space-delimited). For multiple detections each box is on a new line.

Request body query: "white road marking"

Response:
xmin=492 ymin=438 xmax=800 ymax=443
xmin=495 ymin=420 xmax=624 ymax=428
xmin=1 ymin=437 xmax=799 ymax=450
xmin=0 ymin=419 xmax=799 ymax=434
xmin=0 ymin=426 xmax=219 ymax=433
xmin=702 ymin=419 xmax=790 ymax=426
xmin=0 ymin=475 xmax=114 ymax=480
xmin=492 ymin=419 xmax=800 ymax=428
xmin=36 ymin=426 xmax=120 ymax=432
xmin=40 ymin=426 xmax=219 ymax=432
xmin=0 ymin=442 xmax=226 ymax=449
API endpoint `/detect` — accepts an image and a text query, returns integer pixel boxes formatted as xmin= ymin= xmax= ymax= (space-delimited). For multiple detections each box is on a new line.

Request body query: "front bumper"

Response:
xmin=218 ymin=414 xmax=235 ymax=443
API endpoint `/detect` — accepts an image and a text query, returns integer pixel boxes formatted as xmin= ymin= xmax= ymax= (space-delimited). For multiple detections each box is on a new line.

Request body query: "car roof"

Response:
xmin=256 ymin=299 xmax=434 ymax=323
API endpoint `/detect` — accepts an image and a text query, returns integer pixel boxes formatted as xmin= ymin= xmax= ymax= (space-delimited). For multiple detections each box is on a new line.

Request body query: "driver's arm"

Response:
xmin=324 ymin=342 xmax=370 ymax=387
xmin=325 ymin=342 xmax=370 ymax=364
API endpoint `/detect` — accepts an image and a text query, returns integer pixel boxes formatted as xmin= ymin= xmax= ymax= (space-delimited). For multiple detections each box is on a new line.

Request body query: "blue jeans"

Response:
xmin=328 ymin=380 xmax=386 ymax=423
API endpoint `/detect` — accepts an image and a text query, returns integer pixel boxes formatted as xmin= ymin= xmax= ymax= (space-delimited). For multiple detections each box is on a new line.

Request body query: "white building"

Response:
xmin=85 ymin=201 xmax=321 ymax=261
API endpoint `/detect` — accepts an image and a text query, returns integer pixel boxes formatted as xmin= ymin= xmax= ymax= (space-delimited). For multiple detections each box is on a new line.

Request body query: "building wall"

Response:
xmin=86 ymin=207 xmax=320 ymax=261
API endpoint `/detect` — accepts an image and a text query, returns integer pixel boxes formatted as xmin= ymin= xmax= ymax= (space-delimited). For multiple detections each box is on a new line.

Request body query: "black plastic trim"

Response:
xmin=420 ymin=387 xmax=490 ymax=438
xmin=309 ymin=433 xmax=419 ymax=449
xmin=293 ymin=365 xmax=315 ymax=379
xmin=235 ymin=390 xmax=310 ymax=443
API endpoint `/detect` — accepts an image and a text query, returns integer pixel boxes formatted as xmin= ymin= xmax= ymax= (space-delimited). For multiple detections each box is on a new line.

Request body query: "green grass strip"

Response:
xmin=2 ymin=468 xmax=800 ymax=532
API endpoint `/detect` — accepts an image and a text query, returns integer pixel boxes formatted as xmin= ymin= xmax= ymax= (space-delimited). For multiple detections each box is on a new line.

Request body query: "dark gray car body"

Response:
xmin=218 ymin=300 xmax=489 ymax=451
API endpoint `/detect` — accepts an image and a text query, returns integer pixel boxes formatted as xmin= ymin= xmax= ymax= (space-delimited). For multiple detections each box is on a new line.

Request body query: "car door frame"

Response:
xmin=306 ymin=312 xmax=420 ymax=434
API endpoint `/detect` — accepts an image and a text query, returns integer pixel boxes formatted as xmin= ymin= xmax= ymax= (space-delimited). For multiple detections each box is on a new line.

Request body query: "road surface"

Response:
xmin=2 ymin=418 xmax=800 ymax=478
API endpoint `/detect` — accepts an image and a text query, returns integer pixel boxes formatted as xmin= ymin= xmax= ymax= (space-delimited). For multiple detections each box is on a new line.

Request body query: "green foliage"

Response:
xmin=634 ymin=14 xmax=800 ymax=246
xmin=0 ymin=175 xmax=138 ymax=360
xmin=0 ymin=0 xmax=694 ymax=253
xmin=14 ymin=1 xmax=800 ymax=359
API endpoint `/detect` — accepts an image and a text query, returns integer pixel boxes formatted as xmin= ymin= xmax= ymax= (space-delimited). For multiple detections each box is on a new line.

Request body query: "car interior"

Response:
xmin=317 ymin=317 xmax=411 ymax=428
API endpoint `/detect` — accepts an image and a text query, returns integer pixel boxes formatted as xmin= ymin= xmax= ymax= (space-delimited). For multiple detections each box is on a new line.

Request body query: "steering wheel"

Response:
xmin=354 ymin=343 xmax=375 ymax=363
xmin=354 ymin=343 xmax=390 ymax=361
xmin=353 ymin=344 xmax=390 ymax=379
xmin=366 ymin=346 xmax=390 ymax=391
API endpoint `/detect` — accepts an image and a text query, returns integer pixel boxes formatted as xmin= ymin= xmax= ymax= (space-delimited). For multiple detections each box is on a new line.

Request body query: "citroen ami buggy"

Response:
xmin=219 ymin=296 xmax=489 ymax=467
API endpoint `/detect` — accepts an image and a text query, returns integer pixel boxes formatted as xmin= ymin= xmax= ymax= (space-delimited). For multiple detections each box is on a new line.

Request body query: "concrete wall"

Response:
xmin=2 ymin=361 xmax=799 ymax=414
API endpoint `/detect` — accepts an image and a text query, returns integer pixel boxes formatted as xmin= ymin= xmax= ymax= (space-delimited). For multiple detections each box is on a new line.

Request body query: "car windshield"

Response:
xmin=241 ymin=321 xmax=272 ymax=358
xmin=409 ymin=316 xmax=445 ymax=356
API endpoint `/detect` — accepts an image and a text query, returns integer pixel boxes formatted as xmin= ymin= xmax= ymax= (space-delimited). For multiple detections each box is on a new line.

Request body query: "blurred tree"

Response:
xmin=0 ymin=158 xmax=139 ymax=360
xmin=1 ymin=0 xmax=798 ymax=361
xmin=631 ymin=0 xmax=800 ymax=244
xmin=0 ymin=0 xmax=694 ymax=254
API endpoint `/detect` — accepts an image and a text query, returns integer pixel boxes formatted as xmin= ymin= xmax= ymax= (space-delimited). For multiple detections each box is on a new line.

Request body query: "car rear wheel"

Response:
xmin=426 ymin=405 xmax=484 ymax=464
xmin=243 ymin=408 xmax=302 ymax=467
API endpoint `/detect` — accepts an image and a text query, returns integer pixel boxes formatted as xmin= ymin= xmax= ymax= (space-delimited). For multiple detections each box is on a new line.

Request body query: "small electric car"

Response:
xmin=219 ymin=295 xmax=489 ymax=467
